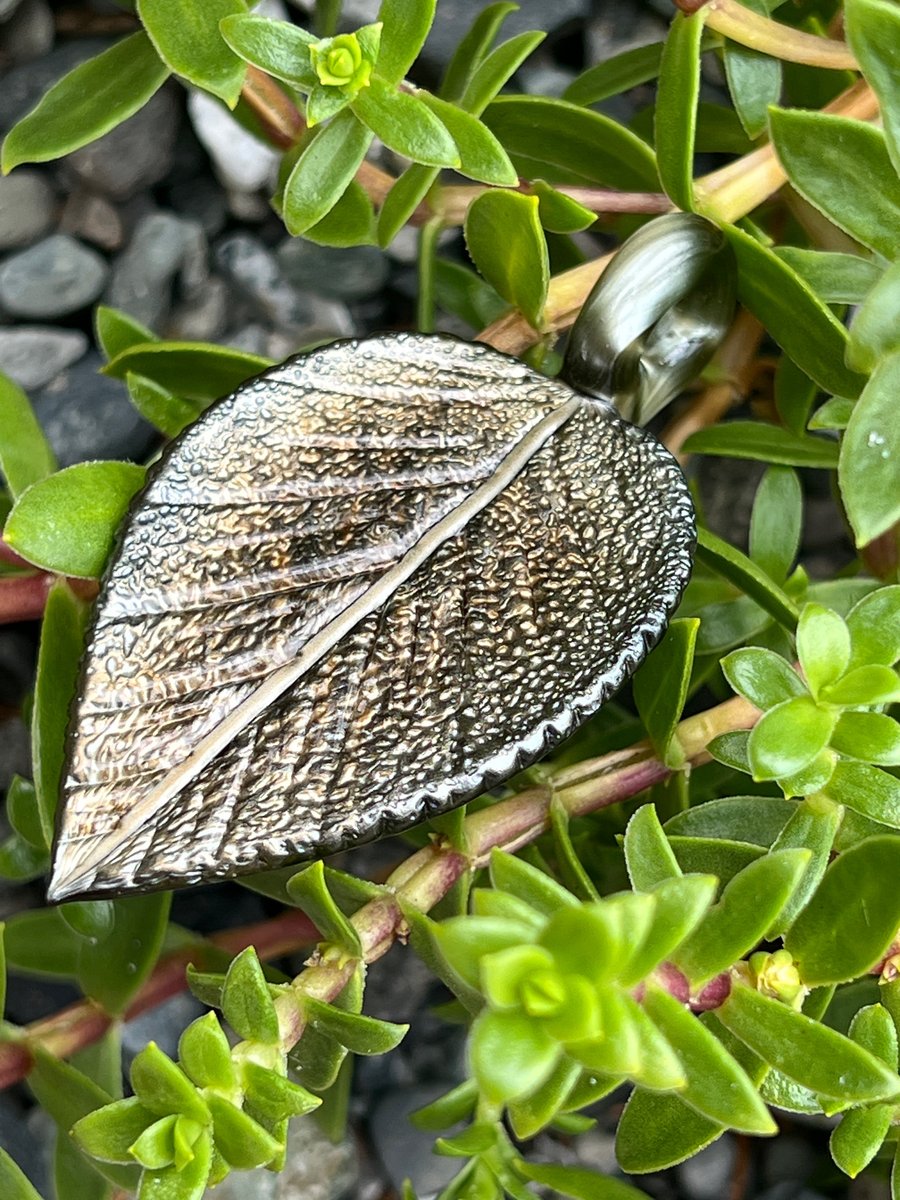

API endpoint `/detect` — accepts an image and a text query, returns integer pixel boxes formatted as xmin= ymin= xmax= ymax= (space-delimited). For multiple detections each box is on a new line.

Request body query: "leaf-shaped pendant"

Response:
xmin=49 ymin=214 xmax=735 ymax=900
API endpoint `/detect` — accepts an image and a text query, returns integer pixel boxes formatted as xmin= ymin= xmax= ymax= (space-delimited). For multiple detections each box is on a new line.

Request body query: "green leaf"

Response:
xmin=1 ymin=33 xmax=170 ymax=172
xmin=808 ymin=396 xmax=854 ymax=432
xmin=283 ymin=109 xmax=374 ymax=235
xmin=127 ymin=374 xmax=203 ymax=440
xmin=674 ymin=850 xmax=809 ymax=985
xmin=797 ymin=603 xmax=851 ymax=697
xmin=137 ymin=0 xmax=246 ymax=107
xmin=73 ymin=1097 xmax=155 ymax=1165
xmin=786 ymin=836 xmax=900 ymax=985
xmin=436 ymin=915 xmax=536 ymax=990
xmin=747 ymin=697 xmax=836 ymax=782
xmin=482 ymin=96 xmax=659 ymax=191
xmin=305 ymin=179 xmax=376 ymax=247
xmin=840 ymin=352 xmax=900 ymax=548
xmin=515 ymin=1160 xmax=647 ymax=1200
xmin=488 ymin=849 xmax=577 ymax=917
xmin=846 ymin=0 xmax=900 ymax=177
xmin=130 ymin=1115 xmax=178 ymax=1170
xmin=831 ymin=1102 xmax=893 ymax=1177
xmin=718 ymin=984 xmax=900 ymax=1102
xmin=178 ymin=1013 xmax=237 ymax=1092
xmin=622 ymin=875 xmax=718 ymax=986
xmin=669 ymin=835 xmax=765 ymax=882
xmin=222 ymin=947 xmax=280 ymax=1044
xmin=417 ymin=92 xmax=516 ymax=184
xmin=242 ymin=1062 xmax=320 ymax=1123
xmin=207 ymin=1094 xmax=280 ymax=1169
xmin=4 ymin=462 xmax=145 ymax=578
xmin=722 ymin=225 xmax=865 ymax=399
xmin=78 ymin=894 xmax=170 ymax=1014
xmin=846 ymin=586 xmax=900 ymax=670
xmin=60 ymin=899 xmax=115 ymax=942
xmin=285 ymin=861 xmax=362 ymax=954
xmin=439 ymin=2 xmax=518 ymax=102
xmin=696 ymin=527 xmax=799 ymax=631
xmin=218 ymin=15 xmax=317 ymax=88
xmin=633 ymin=618 xmax=699 ymax=764
xmin=775 ymin=247 xmax=882 ymax=306
xmin=624 ymin=804 xmax=682 ymax=892
xmin=822 ymin=664 xmax=900 ymax=706
xmin=724 ymin=0 xmax=781 ymax=139
xmin=470 ymin=1008 xmax=560 ymax=1104
xmin=848 ymin=259 xmax=900 ymax=373
xmin=137 ymin=1129 xmax=211 ymax=1200
xmin=826 ymin=761 xmax=900 ymax=827
xmin=722 ymin=648 xmax=805 ymax=711
xmin=507 ymin=1058 xmax=581 ymax=1140
xmin=683 ymin=421 xmax=839 ymax=469
xmin=643 ymin=986 xmax=775 ymax=1134
xmin=377 ymin=164 xmax=440 ymax=247
xmin=0 ymin=1149 xmax=45 ymax=1200
xmin=131 ymin=1043 xmax=209 ymax=1122
xmin=749 ymin=466 xmax=802 ymax=583
xmin=95 ymin=306 xmax=158 ymax=361
xmin=769 ymin=108 xmax=900 ymax=260
xmin=571 ymin=990 xmax=685 ymax=1090
xmin=7 ymin=776 xmax=45 ymax=854
xmin=412 ymin=1080 xmax=479 ymax=1132
xmin=0 ymin=372 xmax=57 ymax=500
xmin=529 ymin=181 xmax=596 ymax=234
xmin=31 ymin=580 xmax=88 ymax=844
xmin=665 ymin=796 xmax=795 ymax=847
xmin=303 ymin=997 xmax=408 ymax=1054
xmin=353 ymin=78 xmax=459 ymax=168
xmin=655 ymin=10 xmax=705 ymax=210
xmin=564 ymin=41 xmax=666 ymax=105
xmin=831 ymin=712 xmax=900 ymax=765
xmin=400 ymin=903 xmax=484 ymax=1013
xmin=376 ymin=0 xmax=434 ymax=84
xmin=464 ymin=189 xmax=548 ymax=329
xmin=767 ymin=796 xmax=842 ymax=935
xmin=4 ymin=907 xmax=80 ymax=977
xmin=461 ymin=32 xmax=548 ymax=117
xmin=102 ymin=343 xmax=271 ymax=401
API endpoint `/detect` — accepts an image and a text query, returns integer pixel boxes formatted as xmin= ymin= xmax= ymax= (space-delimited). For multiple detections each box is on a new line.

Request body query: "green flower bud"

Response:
xmin=309 ymin=33 xmax=372 ymax=93
xmin=749 ymin=949 xmax=806 ymax=1008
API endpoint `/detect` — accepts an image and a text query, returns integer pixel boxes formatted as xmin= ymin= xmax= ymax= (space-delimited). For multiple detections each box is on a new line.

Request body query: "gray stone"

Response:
xmin=0 ymin=169 xmax=55 ymax=250
xmin=0 ymin=0 xmax=52 ymax=64
xmin=763 ymin=1133 xmax=818 ymax=1186
xmin=188 ymin=88 xmax=280 ymax=193
xmin=0 ymin=234 xmax=107 ymax=318
xmin=168 ymin=275 xmax=230 ymax=341
xmin=0 ymin=0 xmax=23 ymax=21
xmin=370 ymin=1083 xmax=461 ymax=1199
xmin=215 ymin=233 xmax=317 ymax=330
xmin=0 ymin=38 xmax=109 ymax=133
xmin=169 ymin=175 xmax=228 ymax=238
xmin=65 ymin=86 xmax=179 ymax=200
xmin=224 ymin=323 xmax=271 ymax=356
xmin=33 ymin=351 xmax=157 ymax=466
xmin=675 ymin=1135 xmax=737 ymax=1200
xmin=122 ymin=992 xmax=205 ymax=1072
xmin=0 ymin=325 xmax=87 ymax=390
xmin=226 ymin=187 xmax=273 ymax=223
xmin=0 ymin=630 xmax=34 ymax=705
xmin=211 ymin=1116 xmax=357 ymax=1200
xmin=0 ymin=715 xmax=29 ymax=793
xmin=0 ymin=1090 xmax=47 ymax=1197
xmin=60 ymin=187 xmax=124 ymax=251
xmin=106 ymin=212 xmax=207 ymax=329
xmin=277 ymin=239 xmax=390 ymax=303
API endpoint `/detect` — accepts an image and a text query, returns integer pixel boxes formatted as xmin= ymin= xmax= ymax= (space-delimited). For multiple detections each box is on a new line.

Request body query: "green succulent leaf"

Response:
xmin=138 ymin=0 xmax=246 ymax=107
xmin=285 ymin=860 xmax=362 ymax=954
xmin=219 ymin=15 xmax=317 ymax=88
xmin=722 ymin=648 xmax=806 ymax=711
xmin=826 ymin=761 xmax=900 ymax=827
xmin=696 ymin=528 xmax=799 ymax=632
xmin=4 ymin=907 xmax=81 ymax=978
xmin=0 ymin=372 xmax=57 ymax=500
xmin=507 ymin=1057 xmax=581 ymax=1140
xmin=222 ymin=947 xmax=280 ymax=1045
xmin=846 ymin=0 xmax=900 ymax=176
xmin=846 ymin=587 xmax=900 ymax=670
xmin=775 ymin=248 xmax=881 ymax=306
xmin=137 ymin=1128 xmax=211 ymax=1200
xmin=417 ymin=92 xmax=517 ymax=184
xmin=683 ymin=421 xmax=839 ymax=469
xmin=102 ymin=342 xmax=271 ymax=401
xmin=207 ymin=1094 xmax=280 ymax=1170
xmin=126 ymin=373 xmax=204 ymax=440
xmin=178 ymin=1013 xmax=237 ymax=1092
xmin=529 ymin=181 xmax=596 ymax=233
xmin=633 ymin=618 xmax=699 ymax=764
xmin=131 ymin=1043 xmax=209 ymax=1122
xmin=283 ymin=109 xmax=374 ymax=236
xmin=831 ymin=1102 xmax=893 ymax=1178
xmin=1 ymin=34 xmax=170 ymax=172
xmin=655 ymin=10 xmax=705 ymax=210
xmin=436 ymin=915 xmax=537 ymax=991
xmin=622 ymin=874 xmax=718 ymax=985
xmin=0 ymin=1149 xmax=45 ymax=1200
xmin=766 ymin=796 xmax=842 ymax=935
xmin=515 ymin=1160 xmax=648 ymax=1200
xmin=241 ymin=1063 xmax=320 ymax=1123
xmin=439 ymin=1 xmax=518 ymax=102
xmin=77 ymin=893 xmax=170 ymax=1014
xmin=848 ymin=259 xmax=900 ymax=373
xmin=464 ymin=189 xmax=548 ymax=329
xmin=565 ymin=41 xmax=667 ymax=105
xmin=73 ymin=1098 xmax=157 ymax=1165
xmin=840 ymin=353 xmax=900 ymax=549
xmin=797 ymin=603 xmax=851 ymax=697
xmin=375 ymin=0 xmax=435 ymax=84
xmin=95 ymin=305 xmax=158 ymax=361
xmin=488 ymin=849 xmax=577 ymax=916
xmin=303 ymin=998 xmax=408 ymax=1054
xmin=831 ymin=712 xmax=900 ymax=765
xmin=460 ymin=32 xmax=548 ymax=116
xmin=470 ymin=1008 xmax=560 ymax=1104
xmin=747 ymin=697 xmax=836 ymax=782
xmin=749 ymin=466 xmax=803 ymax=583
xmin=624 ymin=804 xmax=682 ymax=892
xmin=723 ymin=0 xmax=781 ymax=138
xmin=821 ymin=665 xmax=900 ymax=706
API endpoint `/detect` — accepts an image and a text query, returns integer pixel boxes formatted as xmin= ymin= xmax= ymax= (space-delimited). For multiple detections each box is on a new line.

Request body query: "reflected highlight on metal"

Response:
xmin=49 ymin=214 xmax=735 ymax=900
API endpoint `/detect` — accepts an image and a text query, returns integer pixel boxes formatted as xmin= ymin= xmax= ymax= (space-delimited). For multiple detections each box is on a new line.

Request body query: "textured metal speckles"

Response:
xmin=49 ymin=333 xmax=694 ymax=900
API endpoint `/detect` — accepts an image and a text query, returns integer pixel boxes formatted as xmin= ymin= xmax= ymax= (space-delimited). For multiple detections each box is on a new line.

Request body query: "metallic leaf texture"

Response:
xmin=50 ymin=334 xmax=693 ymax=899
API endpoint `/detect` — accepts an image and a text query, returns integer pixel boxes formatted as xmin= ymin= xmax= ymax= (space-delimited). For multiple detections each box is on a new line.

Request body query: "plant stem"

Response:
xmin=0 ymin=909 xmax=317 ymax=1090
xmin=435 ymin=184 xmax=673 ymax=226
xmin=699 ymin=0 xmax=858 ymax=70
xmin=274 ymin=694 xmax=760 ymax=1049
xmin=416 ymin=217 xmax=443 ymax=334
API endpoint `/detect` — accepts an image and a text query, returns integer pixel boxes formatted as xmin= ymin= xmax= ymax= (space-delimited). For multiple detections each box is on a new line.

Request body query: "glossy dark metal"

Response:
xmin=563 ymin=212 xmax=736 ymax=422
xmin=49 ymin=215 xmax=736 ymax=901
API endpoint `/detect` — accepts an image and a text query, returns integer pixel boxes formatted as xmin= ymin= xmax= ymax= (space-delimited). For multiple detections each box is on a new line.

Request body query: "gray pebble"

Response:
xmin=0 ymin=233 xmax=107 ymax=318
xmin=122 ymin=992 xmax=205 ymax=1072
xmin=65 ymin=86 xmax=179 ymax=200
xmin=369 ymin=1083 xmax=462 ymax=1200
xmin=33 ymin=351 xmax=157 ymax=466
xmin=168 ymin=274 xmax=230 ymax=342
xmin=0 ymin=169 xmax=55 ymax=250
xmin=0 ymin=630 xmax=34 ymax=705
xmin=60 ymin=187 xmax=124 ymax=252
xmin=277 ymin=239 xmax=390 ymax=303
xmin=0 ymin=715 xmax=29 ymax=794
xmin=0 ymin=325 xmax=87 ymax=390
xmin=0 ymin=0 xmax=23 ymax=22
xmin=0 ymin=1090 xmax=47 ymax=1197
xmin=0 ymin=0 xmax=53 ymax=64
xmin=211 ymin=1116 xmax=357 ymax=1200
xmin=223 ymin=323 xmax=271 ymax=356
xmin=763 ymin=1133 xmax=818 ymax=1186
xmin=106 ymin=212 xmax=207 ymax=329
xmin=0 ymin=39 xmax=109 ymax=133
xmin=215 ymin=232 xmax=317 ymax=331
xmin=169 ymin=175 xmax=228 ymax=238
xmin=187 ymin=88 xmax=279 ymax=193
xmin=674 ymin=1134 xmax=736 ymax=1200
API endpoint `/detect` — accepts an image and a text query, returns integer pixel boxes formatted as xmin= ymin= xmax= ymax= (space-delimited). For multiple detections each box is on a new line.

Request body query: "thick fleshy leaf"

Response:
xmin=304 ymin=997 xmax=408 ymax=1054
xmin=138 ymin=0 xmax=247 ymax=107
xmin=621 ymin=874 xmax=717 ymax=985
xmin=633 ymin=618 xmax=699 ymax=763
xmin=848 ymin=260 xmax=900 ymax=373
xmin=417 ymin=92 xmax=517 ymax=184
xmin=4 ymin=462 xmax=146 ymax=578
xmin=770 ymin=107 xmax=900 ymax=260
xmin=222 ymin=947 xmax=279 ymax=1044
xmin=465 ymin=190 xmax=548 ymax=328
xmin=840 ymin=353 xmax=900 ymax=547
xmin=131 ymin=1044 xmax=209 ymax=1122
xmin=95 ymin=305 xmax=158 ymax=362
xmin=749 ymin=466 xmax=802 ymax=582
xmin=470 ymin=1009 xmax=560 ymax=1104
xmin=775 ymin=248 xmax=881 ymax=306
xmin=826 ymin=762 xmax=900 ymax=828
xmin=831 ymin=713 xmax=900 ymax=765
xmin=376 ymin=0 xmax=435 ymax=84
xmin=126 ymin=373 xmax=204 ymax=440
xmin=4 ymin=907 xmax=81 ymax=978
xmin=564 ymin=41 xmax=666 ymax=105
xmin=846 ymin=586 xmax=900 ymax=670
xmin=47 ymin=333 xmax=694 ymax=898
xmin=624 ymin=804 xmax=682 ymax=892
xmin=683 ymin=421 xmax=839 ymax=469
xmin=515 ymin=1161 xmax=647 ymax=1200
xmin=353 ymin=78 xmax=459 ymax=168
xmin=766 ymin=796 xmax=842 ymax=935
xmin=655 ymin=10 xmax=705 ymax=210
xmin=73 ymin=1097 xmax=156 ymax=1165
xmin=1 ymin=34 xmax=170 ymax=172
xmin=696 ymin=527 xmax=799 ymax=631
xmin=724 ymin=0 xmax=781 ymax=138
xmin=846 ymin=0 xmax=900 ymax=176
xmin=219 ymin=15 xmax=317 ymax=88
xmin=488 ymin=849 xmax=577 ymax=916
xmin=797 ymin=603 xmax=850 ymax=697
xmin=377 ymin=163 xmax=440 ymax=247
xmin=460 ymin=32 xmax=548 ymax=116
xmin=786 ymin=837 xmax=900 ymax=985
xmin=77 ymin=893 xmax=170 ymax=1014
xmin=283 ymin=110 xmax=374 ymax=236
xmin=722 ymin=648 xmax=805 ymax=711
xmin=103 ymin=343 xmax=271 ymax=400
xmin=747 ymin=697 xmax=836 ymax=782
xmin=439 ymin=2 xmax=518 ymax=102
xmin=0 ymin=372 xmax=57 ymax=500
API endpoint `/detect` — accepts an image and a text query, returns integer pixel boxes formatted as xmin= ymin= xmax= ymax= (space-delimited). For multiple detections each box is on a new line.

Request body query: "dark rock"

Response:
xmin=0 ymin=233 xmax=107 ymax=318
xmin=121 ymin=992 xmax=206 ymax=1072
xmin=277 ymin=239 xmax=390 ymax=303
xmin=369 ymin=1083 xmax=461 ymax=1199
xmin=168 ymin=274 xmax=229 ymax=341
xmin=169 ymin=175 xmax=228 ymax=238
xmin=60 ymin=187 xmax=124 ymax=251
xmin=0 ymin=325 xmax=87 ymax=389
xmin=187 ymin=89 xmax=279 ymax=194
xmin=0 ymin=38 xmax=109 ymax=133
xmin=106 ymin=212 xmax=207 ymax=329
xmin=763 ymin=1134 xmax=818 ymax=1186
xmin=215 ymin=232 xmax=317 ymax=331
xmin=0 ymin=1090 xmax=47 ymax=1196
xmin=223 ymin=323 xmax=271 ymax=356
xmin=0 ymin=0 xmax=24 ymax=23
xmin=65 ymin=86 xmax=179 ymax=201
xmin=0 ymin=170 xmax=55 ymax=250
xmin=0 ymin=630 xmax=34 ymax=705
xmin=32 ymin=351 xmax=158 ymax=466
xmin=0 ymin=0 xmax=53 ymax=64
xmin=0 ymin=714 xmax=29 ymax=793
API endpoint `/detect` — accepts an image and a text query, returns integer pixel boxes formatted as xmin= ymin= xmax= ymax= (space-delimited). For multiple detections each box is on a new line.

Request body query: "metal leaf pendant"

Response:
xmin=49 ymin=214 xmax=735 ymax=900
